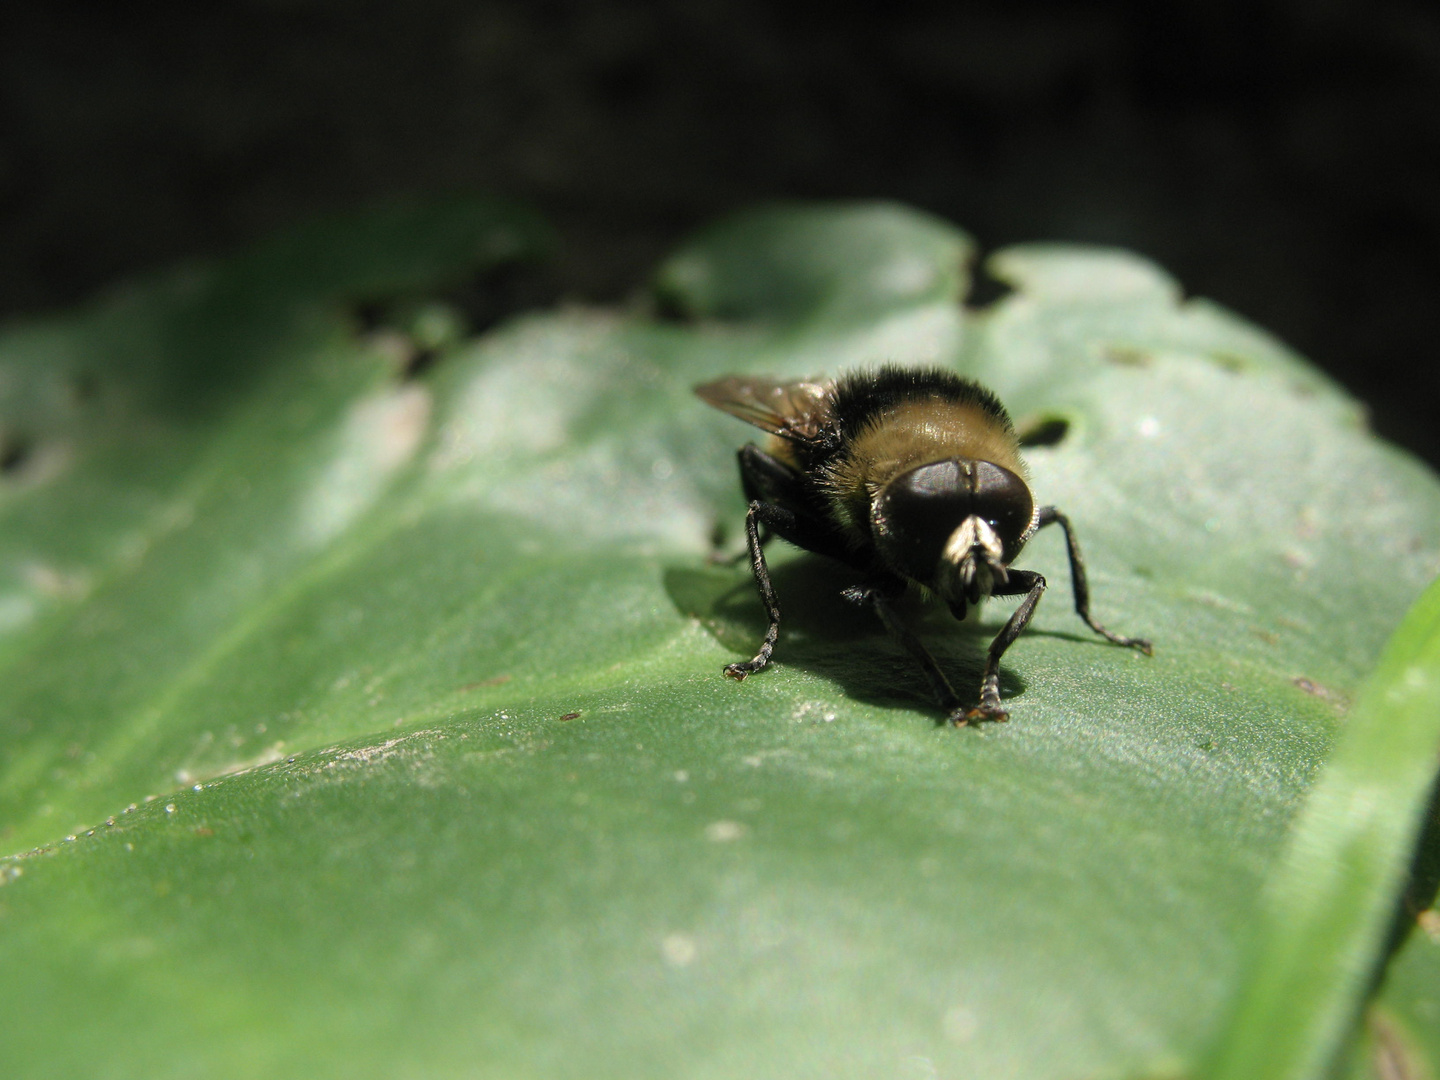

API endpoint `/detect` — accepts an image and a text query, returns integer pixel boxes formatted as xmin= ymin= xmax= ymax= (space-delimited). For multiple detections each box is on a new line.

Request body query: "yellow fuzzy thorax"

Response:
xmin=822 ymin=398 xmax=1026 ymax=539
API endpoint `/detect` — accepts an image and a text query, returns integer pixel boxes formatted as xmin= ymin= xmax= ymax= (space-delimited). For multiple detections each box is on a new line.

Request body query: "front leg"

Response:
xmin=965 ymin=570 xmax=1048 ymax=723
xmin=967 ymin=570 xmax=1048 ymax=722
xmin=1035 ymin=507 xmax=1153 ymax=654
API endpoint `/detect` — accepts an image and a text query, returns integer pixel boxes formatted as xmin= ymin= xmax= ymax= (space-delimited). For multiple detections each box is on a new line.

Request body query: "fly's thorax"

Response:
xmin=823 ymin=398 xmax=1025 ymax=535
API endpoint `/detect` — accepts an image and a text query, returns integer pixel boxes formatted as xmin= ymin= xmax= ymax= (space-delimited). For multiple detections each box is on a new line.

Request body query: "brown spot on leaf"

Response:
xmin=1367 ymin=1007 xmax=1427 ymax=1080
xmin=1417 ymin=908 xmax=1440 ymax=943
xmin=1293 ymin=676 xmax=1350 ymax=711
xmin=1101 ymin=343 xmax=1152 ymax=367
xmin=460 ymin=675 xmax=512 ymax=691
xmin=1207 ymin=350 xmax=1251 ymax=373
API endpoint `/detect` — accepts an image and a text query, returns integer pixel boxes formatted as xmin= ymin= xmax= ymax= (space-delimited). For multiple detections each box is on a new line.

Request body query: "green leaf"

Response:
xmin=1346 ymin=908 xmax=1440 ymax=1080
xmin=2 ymin=199 xmax=1438 ymax=1079
xmin=1205 ymin=575 xmax=1440 ymax=1080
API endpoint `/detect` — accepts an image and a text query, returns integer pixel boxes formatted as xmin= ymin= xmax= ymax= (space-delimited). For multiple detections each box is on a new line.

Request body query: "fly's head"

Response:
xmin=870 ymin=459 xmax=1038 ymax=617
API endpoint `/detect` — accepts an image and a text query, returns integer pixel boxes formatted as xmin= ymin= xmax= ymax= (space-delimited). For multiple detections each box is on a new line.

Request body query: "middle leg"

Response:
xmin=843 ymin=580 xmax=969 ymax=725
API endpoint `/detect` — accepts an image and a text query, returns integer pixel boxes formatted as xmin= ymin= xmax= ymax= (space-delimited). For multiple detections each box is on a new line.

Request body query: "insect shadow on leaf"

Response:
xmin=663 ymin=558 xmax=1024 ymax=715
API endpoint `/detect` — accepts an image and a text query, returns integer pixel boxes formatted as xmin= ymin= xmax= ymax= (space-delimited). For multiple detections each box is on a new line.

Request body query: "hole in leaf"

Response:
xmin=350 ymin=300 xmax=461 ymax=380
xmin=351 ymin=300 xmax=388 ymax=334
xmin=352 ymin=264 xmax=560 ymax=379
xmin=442 ymin=262 xmax=561 ymax=337
xmin=965 ymin=263 xmax=1015 ymax=310
xmin=1 ymin=431 xmax=33 ymax=475
xmin=399 ymin=347 xmax=440 ymax=380
xmin=650 ymin=282 xmax=698 ymax=324
xmin=1017 ymin=415 xmax=1070 ymax=448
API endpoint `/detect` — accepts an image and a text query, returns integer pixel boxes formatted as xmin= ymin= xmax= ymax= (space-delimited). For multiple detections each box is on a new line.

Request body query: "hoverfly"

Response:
xmin=697 ymin=365 xmax=1151 ymax=724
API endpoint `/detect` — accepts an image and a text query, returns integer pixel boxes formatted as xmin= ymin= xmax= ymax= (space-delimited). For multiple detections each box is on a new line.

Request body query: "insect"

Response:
xmin=696 ymin=365 xmax=1152 ymax=725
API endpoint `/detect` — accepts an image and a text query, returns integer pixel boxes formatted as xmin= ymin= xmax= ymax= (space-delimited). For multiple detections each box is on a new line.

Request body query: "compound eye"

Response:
xmin=871 ymin=459 xmax=1034 ymax=582
xmin=970 ymin=461 xmax=1034 ymax=562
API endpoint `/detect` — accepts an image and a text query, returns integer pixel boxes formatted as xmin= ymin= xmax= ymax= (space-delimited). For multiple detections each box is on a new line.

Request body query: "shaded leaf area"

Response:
xmin=1350 ymin=925 xmax=1440 ymax=1080
xmin=2 ymin=200 xmax=1439 ymax=1078
xmin=1331 ymin=739 xmax=1440 ymax=1080
xmin=1335 ymin=889 xmax=1440 ymax=1079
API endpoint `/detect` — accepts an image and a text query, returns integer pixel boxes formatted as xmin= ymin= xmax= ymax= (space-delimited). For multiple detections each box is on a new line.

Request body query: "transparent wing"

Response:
xmin=693 ymin=375 xmax=834 ymax=443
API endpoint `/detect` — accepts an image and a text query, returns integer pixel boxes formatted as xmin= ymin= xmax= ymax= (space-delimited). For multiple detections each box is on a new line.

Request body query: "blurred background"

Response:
xmin=2 ymin=0 xmax=1437 ymax=466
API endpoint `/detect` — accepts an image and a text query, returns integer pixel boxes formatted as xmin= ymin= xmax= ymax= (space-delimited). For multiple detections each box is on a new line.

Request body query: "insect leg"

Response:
xmin=1035 ymin=507 xmax=1153 ymax=654
xmin=842 ymin=581 xmax=965 ymax=722
xmin=723 ymin=500 xmax=792 ymax=680
xmin=967 ymin=570 xmax=1047 ymax=723
xmin=710 ymin=445 xmax=801 ymax=565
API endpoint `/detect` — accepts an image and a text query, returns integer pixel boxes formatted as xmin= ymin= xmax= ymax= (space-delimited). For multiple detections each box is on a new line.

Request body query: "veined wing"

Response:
xmin=694 ymin=375 xmax=834 ymax=443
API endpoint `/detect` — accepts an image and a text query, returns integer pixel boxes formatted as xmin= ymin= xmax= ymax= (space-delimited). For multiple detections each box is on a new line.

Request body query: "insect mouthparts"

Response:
xmin=936 ymin=515 xmax=1008 ymax=606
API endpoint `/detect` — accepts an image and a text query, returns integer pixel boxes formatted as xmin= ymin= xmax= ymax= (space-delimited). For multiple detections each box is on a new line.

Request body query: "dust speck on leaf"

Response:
xmin=1281 ymin=547 xmax=1314 ymax=570
xmin=661 ymin=933 xmax=697 ymax=967
xmin=942 ymin=1005 xmax=978 ymax=1043
xmin=21 ymin=562 xmax=90 ymax=599
xmin=704 ymin=820 xmax=746 ymax=842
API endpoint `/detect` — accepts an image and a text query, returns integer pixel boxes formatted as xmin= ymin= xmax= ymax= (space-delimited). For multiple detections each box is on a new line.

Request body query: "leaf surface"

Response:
xmin=2 ymin=199 xmax=1438 ymax=1080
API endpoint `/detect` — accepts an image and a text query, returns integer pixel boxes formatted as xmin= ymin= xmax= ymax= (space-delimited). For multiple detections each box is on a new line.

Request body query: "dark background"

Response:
xmin=3 ymin=1 xmax=1437 ymax=466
